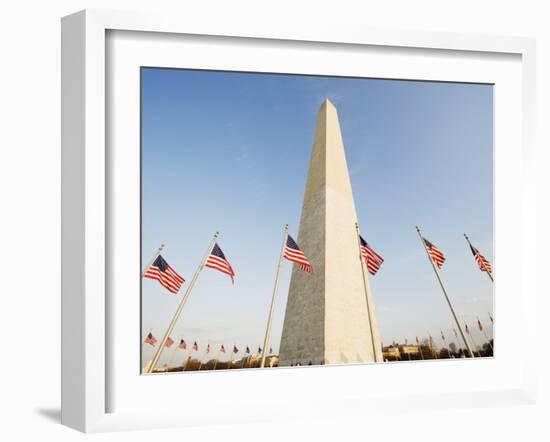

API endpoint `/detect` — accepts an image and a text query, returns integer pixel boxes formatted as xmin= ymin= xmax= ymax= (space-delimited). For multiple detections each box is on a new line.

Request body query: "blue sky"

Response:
xmin=140 ymin=68 xmax=493 ymax=367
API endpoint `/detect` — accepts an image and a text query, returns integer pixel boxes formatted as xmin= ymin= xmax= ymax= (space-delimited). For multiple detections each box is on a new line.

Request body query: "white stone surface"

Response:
xmin=279 ymin=99 xmax=383 ymax=366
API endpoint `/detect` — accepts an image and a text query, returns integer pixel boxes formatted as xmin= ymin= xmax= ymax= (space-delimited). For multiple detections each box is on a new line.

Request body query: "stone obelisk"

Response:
xmin=278 ymin=99 xmax=383 ymax=366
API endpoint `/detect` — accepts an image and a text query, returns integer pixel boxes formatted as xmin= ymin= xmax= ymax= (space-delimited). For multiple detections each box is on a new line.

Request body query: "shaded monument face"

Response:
xmin=278 ymin=99 xmax=383 ymax=367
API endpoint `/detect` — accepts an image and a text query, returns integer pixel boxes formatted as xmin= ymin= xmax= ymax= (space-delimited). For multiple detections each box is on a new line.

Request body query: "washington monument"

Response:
xmin=278 ymin=99 xmax=383 ymax=366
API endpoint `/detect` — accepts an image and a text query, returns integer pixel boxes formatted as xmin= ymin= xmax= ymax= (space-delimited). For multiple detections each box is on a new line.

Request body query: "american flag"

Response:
xmin=144 ymin=254 xmax=185 ymax=294
xmin=206 ymin=343 xmax=210 ymax=354
xmin=269 ymin=347 xmax=273 ymax=354
xmin=192 ymin=341 xmax=198 ymax=351
xmin=283 ymin=234 xmax=312 ymax=272
xmin=441 ymin=330 xmax=446 ymax=340
xmin=477 ymin=318 xmax=484 ymax=331
xmin=233 ymin=345 xmax=239 ymax=354
xmin=144 ymin=332 xmax=157 ymax=346
xmin=257 ymin=346 xmax=262 ymax=354
xmin=423 ymin=238 xmax=446 ymax=268
xmin=469 ymin=244 xmax=493 ymax=273
xmin=164 ymin=337 xmax=174 ymax=348
xmin=465 ymin=324 xmax=470 ymax=334
xmin=359 ymin=235 xmax=384 ymax=276
xmin=178 ymin=339 xmax=187 ymax=350
xmin=220 ymin=344 xmax=226 ymax=353
xmin=489 ymin=313 xmax=494 ymax=324
xmin=245 ymin=346 xmax=250 ymax=354
xmin=205 ymin=243 xmax=235 ymax=283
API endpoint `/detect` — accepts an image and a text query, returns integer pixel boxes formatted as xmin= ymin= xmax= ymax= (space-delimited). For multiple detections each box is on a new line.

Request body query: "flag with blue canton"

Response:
xmin=205 ymin=243 xmax=235 ymax=283
xmin=283 ymin=234 xmax=312 ymax=272
xmin=143 ymin=254 xmax=185 ymax=294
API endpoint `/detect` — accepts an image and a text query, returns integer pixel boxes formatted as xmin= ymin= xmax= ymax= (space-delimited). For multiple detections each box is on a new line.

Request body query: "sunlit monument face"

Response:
xmin=279 ymin=99 xmax=382 ymax=367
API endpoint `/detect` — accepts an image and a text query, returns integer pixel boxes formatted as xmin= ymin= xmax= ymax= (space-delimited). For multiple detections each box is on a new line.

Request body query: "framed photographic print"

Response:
xmin=61 ymin=9 xmax=537 ymax=432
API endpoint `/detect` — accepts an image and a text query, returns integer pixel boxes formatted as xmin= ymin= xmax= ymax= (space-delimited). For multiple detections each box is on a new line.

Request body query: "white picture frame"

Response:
xmin=61 ymin=9 xmax=537 ymax=433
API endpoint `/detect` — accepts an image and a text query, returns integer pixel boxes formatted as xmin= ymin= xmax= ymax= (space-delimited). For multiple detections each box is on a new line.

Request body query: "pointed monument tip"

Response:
xmin=320 ymin=98 xmax=335 ymax=110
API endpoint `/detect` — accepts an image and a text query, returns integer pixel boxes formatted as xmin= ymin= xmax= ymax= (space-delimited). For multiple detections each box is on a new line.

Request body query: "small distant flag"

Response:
xmin=489 ymin=313 xmax=494 ymax=324
xmin=192 ymin=341 xmax=198 ymax=351
xmin=205 ymin=243 xmax=235 ymax=283
xmin=441 ymin=330 xmax=446 ymax=340
xmin=257 ymin=346 xmax=262 ymax=354
xmin=245 ymin=346 xmax=250 ymax=354
xmin=233 ymin=345 xmax=239 ymax=354
xmin=144 ymin=332 xmax=157 ymax=346
xmin=206 ymin=343 xmax=211 ymax=354
xmin=465 ymin=324 xmax=470 ymax=335
xmin=422 ymin=238 xmax=446 ymax=268
xmin=283 ymin=234 xmax=312 ymax=272
xmin=477 ymin=318 xmax=484 ymax=331
xmin=415 ymin=336 xmax=420 ymax=345
xmin=220 ymin=344 xmax=226 ymax=353
xmin=164 ymin=337 xmax=174 ymax=348
xmin=469 ymin=244 xmax=493 ymax=273
xmin=269 ymin=347 xmax=273 ymax=354
xmin=143 ymin=255 xmax=185 ymax=294
xmin=359 ymin=235 xmax=384 ymax=275
xmin=178 ymin=339 xmax=187 ymax=350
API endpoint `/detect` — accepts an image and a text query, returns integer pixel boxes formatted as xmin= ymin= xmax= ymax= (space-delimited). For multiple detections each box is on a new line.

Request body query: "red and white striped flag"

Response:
xmin=144 ymin=254 xmax=185 ymax=294
xmin=205 ymin=243 xmax=235 ymax=283
xmin=469 ymin=244 xmax=493 ymax=273
xmin=359 ymin=235 xmax=384 ymax=276
xmin=283 ymin=234 xmax=312 ymax=273
xmin=220 ymin=344 xmax=226 ymax=353
xmin=144 ymin=332 xmax=157 ymax=346
xmin=477 ymin=318 xmax=484 ymax=331
xmin=422 ymin=238 xmax=446 ymax=268
xmin=192 ymin=341 xmax=198 ymax=351
xmin=489 ymin=313 xmax=494 ymax=325
xmin=165 ymin=337 xmax=174 ymax=348
xmin=178 ymin=339 xmax=187 ymax=350
xmin=206 ymin=343 xmax=210 ymax=354
xmin=465 ymin=324 xmax=471 ymax=334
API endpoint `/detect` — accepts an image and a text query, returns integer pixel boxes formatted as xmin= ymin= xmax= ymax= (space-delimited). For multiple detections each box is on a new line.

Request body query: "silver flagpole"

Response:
xmin=464 ymin=233 xmax=494 ymax=282
xmin=260 ymin=225 xmax=288 ymax=368
xmin=144 ymin=232 xmax=219 ymax=374
xmin=142 ymin=244 xmax=165 ymax=276
xmin=465 ymin=325 xmax=482 ymax=357
xmin=428 ymin=334 xmax=438 ymax=359
xmin=477 ymin=317 xmax=494 ymax=351
xmin=416 ymin=226 xmax=475 ymax=358
xmin=228 ymin=345 xmax=235 ymax=370
xmin=355 ymin=222 xmax=381 ymax=362
xmin=213 ymin=349 xmax=220 ymax=371
xmin=141 ymin=328 xmax=154 ymax=371
xmin=198 ymin=341 xmax=209 ymax=371
xmin=417 ymin=338 xmax=424 ymax=360
xmin=166 ymin=339 xmax=178 ymax=367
